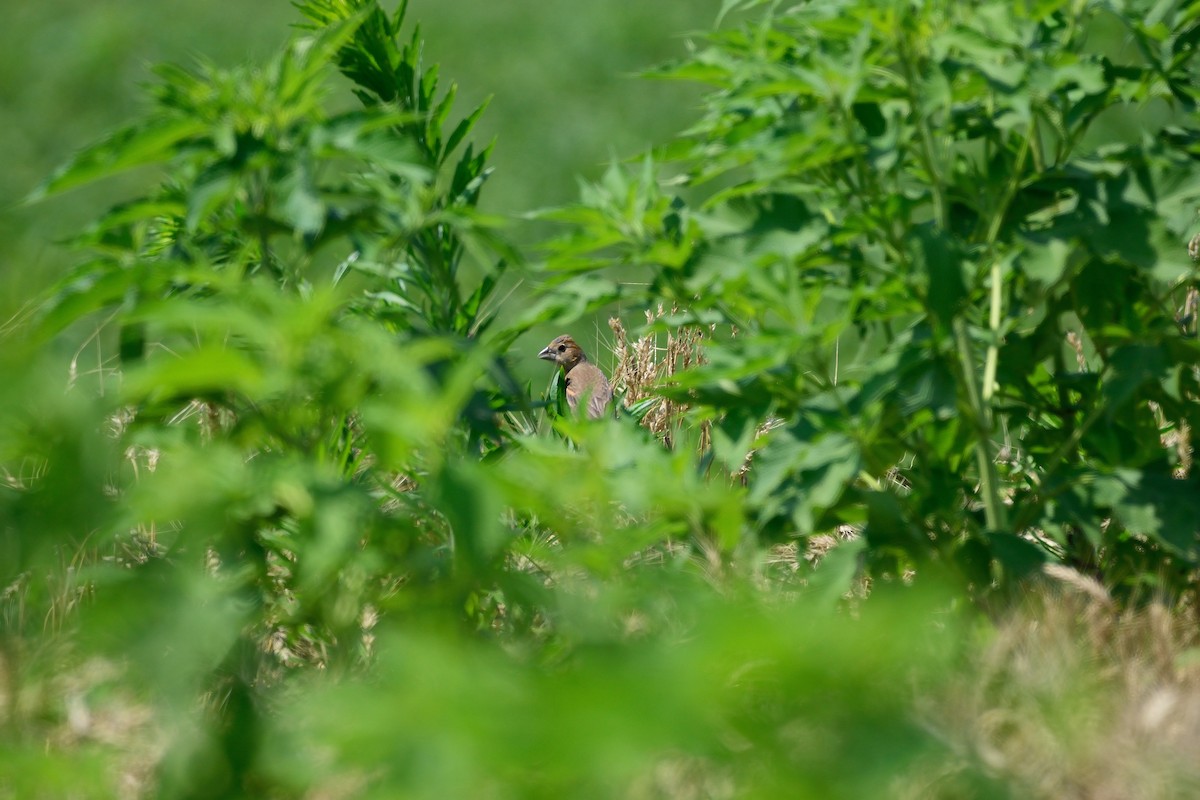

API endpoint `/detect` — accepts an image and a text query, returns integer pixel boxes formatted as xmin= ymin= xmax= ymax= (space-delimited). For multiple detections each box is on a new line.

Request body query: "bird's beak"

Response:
xmin=538 ymin=346 xmax=554 ymax=361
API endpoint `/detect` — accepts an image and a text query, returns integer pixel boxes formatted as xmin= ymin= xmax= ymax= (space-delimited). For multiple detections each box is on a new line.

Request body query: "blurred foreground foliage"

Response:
xmin=2 ymin=0 xmax=1200 ymax=797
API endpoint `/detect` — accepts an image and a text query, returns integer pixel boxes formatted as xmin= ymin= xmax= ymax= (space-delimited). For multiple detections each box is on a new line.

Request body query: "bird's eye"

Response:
xmin=558 ymin=344 xmax=566 ymax=352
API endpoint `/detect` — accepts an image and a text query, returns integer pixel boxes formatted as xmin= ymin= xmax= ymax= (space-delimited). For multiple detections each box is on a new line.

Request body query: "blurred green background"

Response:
xmin=0 ymin=0 xmax=718 ymax=322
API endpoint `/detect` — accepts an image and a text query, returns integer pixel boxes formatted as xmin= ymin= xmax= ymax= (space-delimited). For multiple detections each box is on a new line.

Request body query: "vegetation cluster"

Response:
xmin=4 ymin=0 xmax=1200 ymax=797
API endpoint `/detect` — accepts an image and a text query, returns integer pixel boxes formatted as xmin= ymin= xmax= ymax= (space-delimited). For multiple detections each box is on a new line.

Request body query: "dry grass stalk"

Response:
xmin=910 ymin=588 xmax=1200 ymax=799
xmin=1042 ymin=562 xmax=1113 ymax=610
xmin=1066 ymin=330 xmax=1087 ymax=370
xmin=733 ymin=416 xmax=786 ymax=484
xmin=1174 ymin=419 xmax=1193 ymax=477
xmin=1147 ymin=400 xmax=1193 ymax=479
xmin=608 ymin=309 xmax=710 ymax=451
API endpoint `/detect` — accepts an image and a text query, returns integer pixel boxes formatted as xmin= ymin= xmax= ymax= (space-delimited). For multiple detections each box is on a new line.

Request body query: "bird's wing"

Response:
xmin=587 ymin=377 xmax=613 ymax=419
xmin=566 ymin=365 xmax=614 ymax=419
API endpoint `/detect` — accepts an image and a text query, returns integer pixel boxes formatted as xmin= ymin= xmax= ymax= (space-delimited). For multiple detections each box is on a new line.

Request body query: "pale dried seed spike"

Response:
xmin=1042 ymin=563 xmax=1113 ymax=608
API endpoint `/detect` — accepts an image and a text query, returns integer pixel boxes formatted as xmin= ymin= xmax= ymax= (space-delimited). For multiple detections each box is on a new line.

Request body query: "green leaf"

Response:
xmin=863 ymin=490 xmax=918 ymax=549
xmin=750 ymin=429 xmax=861 ymax=535
xmin=295 ymin=487 xmax=368 ymax=599
xmin=27 ymin=118 xmax=207 ymax=202
xmin=121 ymin=347 xmax=265 ymax=402
xmin=444 ymin=97 xmax=492 ymax=162
xmin=1020 ymin=236 xmax=1072 ymax=284
xmin=909 ymin=225 xmax=966 ymax=327
xmin=321 ymin=119 xmax=430 ymax=180
xmin=283 ymin=167 xmax=328 ymax=236
xmin=33 ymin=261 xmax=141 ymax=338
xmin=436 ymin=459 xmax=507 ymax=570
xmin=1112 ymin=470 xmax=1200 ymax=557
xmin=806 ymin=537 xmax=867 ymax=609
xmin=988 ymin=533 xmax=1046 ymax=580
xmin=954 ymin=537 xmax=993 ymax=589
xmin=186 ymin=163 xmax=239 ymax=231
xmin=1103 ymin=344 xmax=1167 ymax=409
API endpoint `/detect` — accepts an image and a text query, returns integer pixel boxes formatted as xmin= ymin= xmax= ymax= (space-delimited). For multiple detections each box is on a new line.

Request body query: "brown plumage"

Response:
xmin=537 ymin=334 xmax=613 ymax=419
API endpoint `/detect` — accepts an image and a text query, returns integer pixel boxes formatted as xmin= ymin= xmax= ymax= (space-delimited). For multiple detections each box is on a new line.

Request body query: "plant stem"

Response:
xmin=966 ymin=121 xmax=1034 ymax=528
xmin=981 ymin=259 xmax=1004 ymax=405
xmin=896 ymin=28 xmax=947 ymax=229
xmin=900 ymin=15 xmax=1016 ymax=532
xmin=954 ymin=317 xmax=1009 ymax=531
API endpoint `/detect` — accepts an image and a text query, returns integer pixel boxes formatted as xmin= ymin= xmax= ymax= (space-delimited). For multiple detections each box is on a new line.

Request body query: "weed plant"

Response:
xmin=3 ymin=0 xmax=1200 ymax=797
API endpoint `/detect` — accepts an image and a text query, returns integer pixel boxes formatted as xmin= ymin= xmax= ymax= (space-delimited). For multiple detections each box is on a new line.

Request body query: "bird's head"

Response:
xmin=538 ymin=334 xmax=586 ymax=371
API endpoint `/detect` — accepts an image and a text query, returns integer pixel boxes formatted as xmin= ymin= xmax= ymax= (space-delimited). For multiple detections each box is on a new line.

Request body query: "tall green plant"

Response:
xmin=297 ymin=0 xmax=515 ymax=337
xmin=6 ymin=0 xmax=767 ymax=790
xmin=31 ymin=1 xmax=509 ymax=341
xmin=8 ymin=2 xmax=525 ymax=793
xmin=17 ymin=0 xmax=523 ymax=658
xmin=540 ymin=0 xmax=1200 ymax=597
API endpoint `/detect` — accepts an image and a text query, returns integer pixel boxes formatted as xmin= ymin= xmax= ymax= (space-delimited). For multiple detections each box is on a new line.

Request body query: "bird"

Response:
xmin=537 ymin=334 xmax=613 ymax=419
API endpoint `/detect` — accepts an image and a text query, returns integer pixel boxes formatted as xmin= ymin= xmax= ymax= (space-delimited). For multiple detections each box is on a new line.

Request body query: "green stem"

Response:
xmin=954 ymin=318 xmax=1009 ymax=531
xmin=896 ymin=30 xmax=947 ymax=229
xmin=965 ymin=121 xmax=1035 ymax=528
xmin=981 ymin=259 xmax=1004 ymax=406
